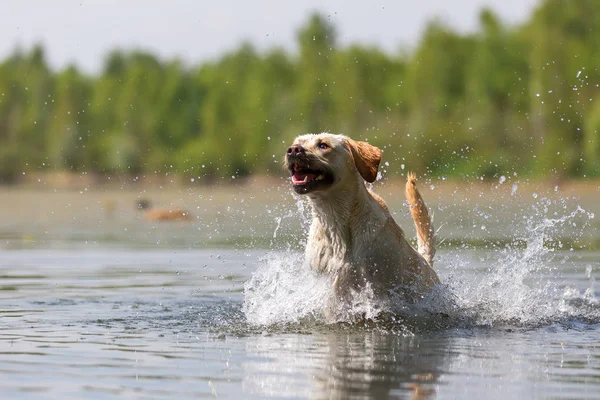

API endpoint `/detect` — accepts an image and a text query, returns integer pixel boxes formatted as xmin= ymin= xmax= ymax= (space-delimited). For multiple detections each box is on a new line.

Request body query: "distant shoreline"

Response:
xmin=1 ymin=171 xmax=597 ymax=252
xmin=6 ymin=171 xmax=599 ymax=198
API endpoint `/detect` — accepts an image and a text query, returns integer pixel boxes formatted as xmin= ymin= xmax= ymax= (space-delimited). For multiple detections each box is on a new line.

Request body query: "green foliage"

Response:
xmin=1 ymin=2 xmax=600 ymax=183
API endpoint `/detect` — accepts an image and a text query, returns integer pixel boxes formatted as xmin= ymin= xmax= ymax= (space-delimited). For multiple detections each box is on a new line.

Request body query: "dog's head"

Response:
xmin=284 ymin=133 xmax=382 ymax=195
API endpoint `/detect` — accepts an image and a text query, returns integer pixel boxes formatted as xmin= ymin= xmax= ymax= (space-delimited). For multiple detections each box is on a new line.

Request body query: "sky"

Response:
xmin=1 ymin=0 xmax=540 ymax=74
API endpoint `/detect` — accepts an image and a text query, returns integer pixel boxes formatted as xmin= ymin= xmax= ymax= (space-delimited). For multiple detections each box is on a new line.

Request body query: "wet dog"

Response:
xmin=137 ymin=199 xmax=192 ymax=222
xmin=284 ymin=133 xmax=439 ymax=304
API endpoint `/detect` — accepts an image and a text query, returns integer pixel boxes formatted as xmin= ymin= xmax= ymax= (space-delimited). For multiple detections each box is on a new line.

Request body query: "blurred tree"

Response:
xmin=2 ymin=5 xmax=600 ymax=182
xmin=406 ymin=20 xmax=475 ymax=175
xmin=584 ymin=101 xmax=600 ymax=176
xmin=0 ymin=45 xmax=53 ymax=181
xmin=526 ymin=0 xmax=600 ymax=177
xmin=47 ymin=65 xmax=91 ymax=170
xmin=332 ymin=46 xmax=398 ymax=134
xmin=296 ymin=13 xmax=337 ymax=133
xmin=466 ymin=9 xmax=531 ymax=176
xmin=87 ymin=50 xmax=127 ymax=173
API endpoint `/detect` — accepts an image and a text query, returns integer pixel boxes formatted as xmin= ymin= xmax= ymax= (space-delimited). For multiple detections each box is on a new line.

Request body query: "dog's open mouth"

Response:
xmin=290 ymin=162 xmax=333 ymax=194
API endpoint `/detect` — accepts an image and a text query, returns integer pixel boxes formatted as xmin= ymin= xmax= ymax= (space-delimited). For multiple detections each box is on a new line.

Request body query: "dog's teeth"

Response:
xmin=302 ymin=176 xmax=308 ymax=183
xmin=316 ymin=174 xmax=324 ymax=181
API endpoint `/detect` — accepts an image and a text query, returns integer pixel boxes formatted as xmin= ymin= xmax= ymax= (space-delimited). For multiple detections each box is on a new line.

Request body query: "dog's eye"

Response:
xmin=318 ymin=143 xmax=329 ymax=150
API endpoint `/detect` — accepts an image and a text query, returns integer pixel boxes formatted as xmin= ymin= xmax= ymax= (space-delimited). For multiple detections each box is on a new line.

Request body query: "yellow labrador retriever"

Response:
xmin=284 ymin=133 xmax=439 ymax=303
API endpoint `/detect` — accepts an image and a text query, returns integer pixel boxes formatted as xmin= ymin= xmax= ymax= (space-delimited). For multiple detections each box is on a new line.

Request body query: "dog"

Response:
xmin=284 ymin=133 xmax=439 ymax=304
xmin=136 ymin=199 xmax=192 ymax=222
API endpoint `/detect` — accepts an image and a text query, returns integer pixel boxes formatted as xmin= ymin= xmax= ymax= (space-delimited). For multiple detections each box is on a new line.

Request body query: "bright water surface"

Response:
xmin=0 ymin=180 xmax=599 ymax=399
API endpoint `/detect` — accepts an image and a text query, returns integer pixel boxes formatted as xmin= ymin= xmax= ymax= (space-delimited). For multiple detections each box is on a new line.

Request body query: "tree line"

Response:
xmin=0 ymin=0 xmax=599 ymax=183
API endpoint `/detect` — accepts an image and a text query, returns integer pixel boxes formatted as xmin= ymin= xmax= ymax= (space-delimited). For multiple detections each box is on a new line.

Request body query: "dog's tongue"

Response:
xmin=292 ymin=171 xmax=317 ymax=184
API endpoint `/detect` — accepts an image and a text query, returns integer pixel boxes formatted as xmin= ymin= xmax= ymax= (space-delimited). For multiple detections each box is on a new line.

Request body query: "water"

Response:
xmin=0 ymin=181 xmax=599 ymax=399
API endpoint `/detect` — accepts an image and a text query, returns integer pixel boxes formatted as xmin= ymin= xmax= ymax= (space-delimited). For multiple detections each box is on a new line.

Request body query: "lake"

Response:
xmin=0 ymin=177 xmax=598 ymax=399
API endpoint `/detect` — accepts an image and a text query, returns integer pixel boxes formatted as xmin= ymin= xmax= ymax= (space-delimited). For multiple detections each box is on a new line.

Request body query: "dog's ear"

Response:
xmin=347 ymin=139 xmax=382 ymax=183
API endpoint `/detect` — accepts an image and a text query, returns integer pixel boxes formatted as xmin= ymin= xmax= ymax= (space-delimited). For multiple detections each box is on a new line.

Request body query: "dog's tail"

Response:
xmin=405 ymin=173 xmax=436 ymax=266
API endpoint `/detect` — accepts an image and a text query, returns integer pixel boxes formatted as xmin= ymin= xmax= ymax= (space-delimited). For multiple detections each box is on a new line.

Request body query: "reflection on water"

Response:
xmin=244 ymin=331 xmax=445 ymax=399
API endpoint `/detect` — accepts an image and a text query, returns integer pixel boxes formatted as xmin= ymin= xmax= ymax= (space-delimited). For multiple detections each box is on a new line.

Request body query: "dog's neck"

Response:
xmin=307 ymin=174 xmax=373 ymax=252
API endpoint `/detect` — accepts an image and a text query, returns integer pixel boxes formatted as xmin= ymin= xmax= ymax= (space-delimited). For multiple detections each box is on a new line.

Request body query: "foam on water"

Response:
xmin=243 ymin=196 xmax=598 ymax=331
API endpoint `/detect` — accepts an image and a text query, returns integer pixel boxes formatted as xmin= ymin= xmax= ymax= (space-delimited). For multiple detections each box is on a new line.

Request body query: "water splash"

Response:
xmin=243 ymin=197 xmax=598 ymax=331
xmin=242 ymin=253 xmax=332 ymax=325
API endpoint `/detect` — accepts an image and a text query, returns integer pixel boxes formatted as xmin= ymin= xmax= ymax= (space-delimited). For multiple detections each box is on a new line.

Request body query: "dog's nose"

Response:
xmin=287 ymin=144 xmax=305 ymax=156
